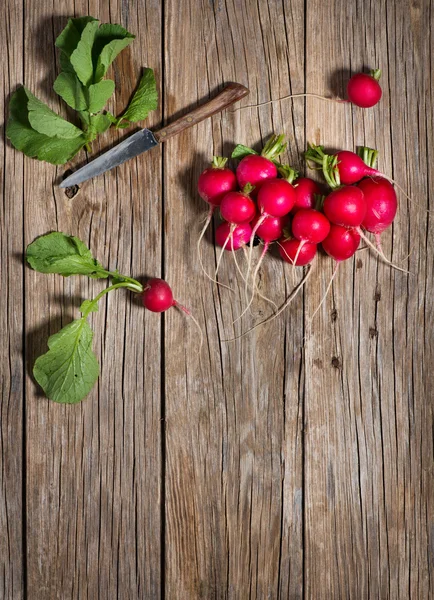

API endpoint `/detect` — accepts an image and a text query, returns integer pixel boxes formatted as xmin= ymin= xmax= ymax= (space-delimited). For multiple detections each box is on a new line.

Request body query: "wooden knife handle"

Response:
xmin=153 ymin=83 xmax=249 ymax=143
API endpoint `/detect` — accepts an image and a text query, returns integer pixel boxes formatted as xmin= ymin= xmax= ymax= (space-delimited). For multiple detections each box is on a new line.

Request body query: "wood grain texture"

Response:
xmin=304 ymin=0 xmax=434 ymax=597
xmin=1 ymin=0 xmax=433 ymax=598
xmin=1 ymin=1 xmax=25 ymax=598
xmin=163 ymin=0 xmax=305 ymax=597
xmin=21 ymin=1 xmax=163 ymax=598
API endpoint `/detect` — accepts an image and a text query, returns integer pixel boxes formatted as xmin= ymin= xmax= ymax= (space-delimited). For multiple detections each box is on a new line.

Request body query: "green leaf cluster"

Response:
xmin=26 ymin=232 xmax=143 ymax=404
xmin=7 ymin=17 xmax=158 ymax=165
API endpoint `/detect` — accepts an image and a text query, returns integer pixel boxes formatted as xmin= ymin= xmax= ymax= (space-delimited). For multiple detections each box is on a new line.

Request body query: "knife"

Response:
xmin=59 ymin=82 xmax=249 ymax=188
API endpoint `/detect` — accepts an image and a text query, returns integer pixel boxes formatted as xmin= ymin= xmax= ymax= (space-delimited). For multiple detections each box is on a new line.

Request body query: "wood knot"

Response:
xmin=369 ymin=327 xmax=378 ymax=339
xmin=330 ymin=308 xmax=338 ymax=322
xmin=331 ymin=356 xmax=341 ymax=369
xmin=62 ymin=170 xmax=80 ymax=199
xmin=356 ymin=259 xmax=363 ymax=269
xmin=313 ymin=358 xmax=323 ymax=369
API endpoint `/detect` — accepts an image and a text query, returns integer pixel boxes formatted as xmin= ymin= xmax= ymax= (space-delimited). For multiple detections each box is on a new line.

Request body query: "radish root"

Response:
xmin=224 ymin=264 xmax=313 ymax=342
xmin=309 ymin=262 xmax=339 ymax=323
xmin=175 ymin=302 xmax=204 ymax=350
xmin=229 ymin=93 xmax=349 ymax=114
xmin=357 ymin=228 xmax=410 ymax=274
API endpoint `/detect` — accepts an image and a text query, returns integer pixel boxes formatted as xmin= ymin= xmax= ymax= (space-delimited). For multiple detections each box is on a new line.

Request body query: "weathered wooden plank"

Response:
xmin=304 ymin=0 xmax=434 ymax=597
xmin=0 ymin=1 xmax=25 ymax=598
xmin=23 ymin=2 xmax=163 ymax=597
xmin=163 ymin=0 xmax=305 ymax=597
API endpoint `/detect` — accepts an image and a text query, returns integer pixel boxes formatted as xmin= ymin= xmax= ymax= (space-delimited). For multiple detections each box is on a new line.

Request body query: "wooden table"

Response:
xmin=2 ymin=0 xmax=433 ymax=598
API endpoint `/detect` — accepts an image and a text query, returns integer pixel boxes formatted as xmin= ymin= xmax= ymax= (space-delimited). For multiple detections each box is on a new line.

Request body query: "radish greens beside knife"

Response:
xmin=7 ymin=16 xmax=158 ymax=165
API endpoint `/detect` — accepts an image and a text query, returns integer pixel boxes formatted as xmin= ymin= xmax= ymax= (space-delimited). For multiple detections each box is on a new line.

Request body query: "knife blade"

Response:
xmin=59 ymin=82 xmax=249 ymax=188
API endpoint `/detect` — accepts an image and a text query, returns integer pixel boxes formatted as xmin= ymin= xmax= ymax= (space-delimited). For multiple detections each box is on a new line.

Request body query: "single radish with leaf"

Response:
xmin=26 ymin=232 xmax=200 ymax=404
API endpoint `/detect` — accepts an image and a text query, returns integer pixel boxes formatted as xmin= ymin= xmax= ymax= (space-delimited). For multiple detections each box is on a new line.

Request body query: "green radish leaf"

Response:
xmin=87 ymin=113 xmax=113 ymax=140
xmin=26 ymin=232 xmax=108 ymax=278
xmin=70 ymin=20 xmax=99 ymax=86
xmin=87 ymin=79 xmax=115 ymax=113
xmin=93 ymin=24 xmax=135 ymax=82
xmin=55 ymin=16 xmax=98 ymax=57
xmin=79 ymin=299 xmax=98 ymax=313
xmin=25 ymin=88 xmax=83 ymax=138
xmin=117 ymin=68 xmax=157 ymax=124
xmin=7 ymin=88 xmax=86 ymax=164
xmin=33 ymin=318 xmax=99 ymax=404
xmin=53 ymin=72 xmax=87 ymax=111
xmin=231 ymin=144 xmax=258 ymax=160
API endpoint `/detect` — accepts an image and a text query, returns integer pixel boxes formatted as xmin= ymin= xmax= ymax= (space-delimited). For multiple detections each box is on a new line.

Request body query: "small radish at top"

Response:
xmin=215 ymin=222 xmax=252 ymax=251
xmin=323 ymin=186 xmax=367 ymax=228
xmin=198 ymin=156 xmax=237 ymax=207
xmin=231 ymin=134 xmax=287 ymax=192
xmin=347 ymin=69 xmax=382 ymax=108
xmin=220 ymin=185 xmax=257 ymax=224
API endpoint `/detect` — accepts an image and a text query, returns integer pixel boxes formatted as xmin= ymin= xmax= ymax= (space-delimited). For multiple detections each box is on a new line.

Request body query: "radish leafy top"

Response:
xmin=7 ymin=17 xmax=158 ymax=165
xmin=27 ymin=232 xmax=144 ymax=404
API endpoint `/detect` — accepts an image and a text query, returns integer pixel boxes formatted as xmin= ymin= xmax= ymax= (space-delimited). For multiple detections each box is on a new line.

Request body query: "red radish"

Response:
xmin=322 ymin=224 xmax=361 ymax=261
xmin=323 ymin=186 xmax=367 ymax=228
xmin=305 ymin=144 xmax=377 ymax=186
xmin=215 ymin=222 xmax=252 ymax=250
xmin=332 ymin=150 xmax=378 ymax=185
xmin=278 ymin=238 xmax=317 ymax=266
xmin=198 ymin=156 xmax=237 ymax=206
xmin=347 ymin=69 xmax=382 ymax=108
xmin=214 ymin=222 xmax=253 ymax=284
xmin=257 ymin=179 xmax=296 ymax=217
xmin=142 ymin=278 xmax=203 ymax=346
xmin=248 ymin=176 xmax=295 ymax=285
xmin=292 ymin=177 xmax=322 ymax=213
xmin=290 ymin=208 xmax=330 ymax=271
xmin=236 ymin=155 xmax=277 ymax=191
xmin=197 ymin=156 xmax=238 ymax=285
xmin=251 ymin=214 xmax=288 ymax=242
xmin=358 ymin=176 xmax=397 ymax=234
xmin=237 ymin=215 xmax=289 ymax=322
xmin=220 ymin=187 xmax=256 ymax=224
xmin=292 ymin=209 xmax=330 ymax=244
xmin=228 ymin=70 xmax=383 ymax=116
xmin=310 ymin=226 xmax=361 ymax=322
xmin=235 ymin=134 xmax=287 ymax=192
xmin=142 ymin=278 xmax=175 ymax=312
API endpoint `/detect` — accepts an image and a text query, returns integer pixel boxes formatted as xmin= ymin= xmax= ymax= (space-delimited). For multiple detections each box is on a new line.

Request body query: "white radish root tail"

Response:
xmin=357 ymin=228 xmax=410 ymax=274
xmin=197 ymin=207 xmax=215 ymax=283
xmin=175 ymin=302 xmax=204 ymax=350
xmin=229 ymin=93 xmax=349 ymax=114
xmin=224 ymin=264 xmax=313 ymax=342
xmin=234 ymin=242 xmax=269 ymax=324
xmin=381 ymin=175 xmax=433 ymax=215
xmin=234 ymin=245 xmax=277 ymax=309
xmin=309 ymin=262 xmax=339 ymax=324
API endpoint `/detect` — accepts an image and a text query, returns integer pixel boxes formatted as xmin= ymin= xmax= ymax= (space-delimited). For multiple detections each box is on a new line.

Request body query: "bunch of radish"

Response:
xmin=197 ymin=134 xmax=405 ymax=328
